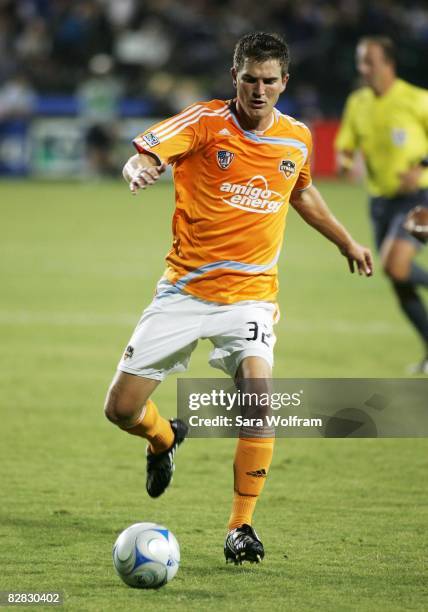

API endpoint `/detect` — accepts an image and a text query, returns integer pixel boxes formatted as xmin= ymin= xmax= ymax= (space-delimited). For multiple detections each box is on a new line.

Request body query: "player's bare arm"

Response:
xmin=290 ymin=184 xmax=373 ymax=276
xmin=123 ymin=153 xmax=167 ymax=194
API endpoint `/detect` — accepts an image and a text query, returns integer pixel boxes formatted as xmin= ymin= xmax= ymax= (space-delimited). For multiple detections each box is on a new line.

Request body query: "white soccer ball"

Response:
xmin=113 ymin=522 xmax=180 ymax=588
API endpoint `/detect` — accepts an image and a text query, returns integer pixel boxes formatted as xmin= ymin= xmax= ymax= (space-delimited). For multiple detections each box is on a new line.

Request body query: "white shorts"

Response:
xmin=117 ymin=279 xmax=278 ymax=380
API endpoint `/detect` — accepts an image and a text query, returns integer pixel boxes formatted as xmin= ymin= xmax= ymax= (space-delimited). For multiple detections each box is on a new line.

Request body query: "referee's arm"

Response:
xmin=397 ymin=163 xmax=425 ymax=195
xmin=335 ymin=95 xmax=358 ymax=178
xmin=336 ymin=149 xmax=355 ymax=178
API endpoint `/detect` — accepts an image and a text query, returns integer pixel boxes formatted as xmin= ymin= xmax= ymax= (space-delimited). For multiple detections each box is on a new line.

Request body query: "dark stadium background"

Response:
xmin=1 ymin=0 xmax=428 ymax=178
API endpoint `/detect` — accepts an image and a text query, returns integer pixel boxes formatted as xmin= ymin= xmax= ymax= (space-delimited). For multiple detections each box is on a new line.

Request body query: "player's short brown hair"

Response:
xmin=233 ymin=32 xmax=290 ymax=75
xmin=358 ymin=36 xmax=396 ymax=65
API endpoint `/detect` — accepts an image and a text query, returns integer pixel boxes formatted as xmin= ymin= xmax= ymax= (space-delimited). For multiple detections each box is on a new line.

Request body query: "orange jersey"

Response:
xmin=133 ymin=99 xmax=313 ymax=304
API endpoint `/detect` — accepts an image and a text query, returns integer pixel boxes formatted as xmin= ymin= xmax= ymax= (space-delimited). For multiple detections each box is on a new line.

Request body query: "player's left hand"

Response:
xmin=397 ymin=166 xmax=423 ymax=194
xmin=129 ymin=161 xmax=167 ymax=194
xmin=340 ymin=241 xmax=373 ymax=276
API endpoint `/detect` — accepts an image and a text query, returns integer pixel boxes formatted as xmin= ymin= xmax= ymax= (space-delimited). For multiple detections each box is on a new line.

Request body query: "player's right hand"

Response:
xmin=129 ymin=162 xmax=167 ymax=194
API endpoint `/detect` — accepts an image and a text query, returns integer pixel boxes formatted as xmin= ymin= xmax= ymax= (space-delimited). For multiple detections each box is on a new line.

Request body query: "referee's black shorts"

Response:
xmin=370 ymin=189 xmax=428 ymax=251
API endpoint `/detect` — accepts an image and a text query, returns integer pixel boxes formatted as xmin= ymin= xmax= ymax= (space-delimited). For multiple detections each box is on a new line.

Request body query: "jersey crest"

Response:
xmin=217 ymin=150 xmax=234 ymax=169
xmin=391 ymin=128 xmax=407 ymax=146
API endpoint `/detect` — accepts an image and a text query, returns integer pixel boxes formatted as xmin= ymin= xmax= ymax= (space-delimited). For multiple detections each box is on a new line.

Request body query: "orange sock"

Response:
xmin=119 ymin=399 xmax=174 ymax=454
xmin=228 ymin=437 xmax=275 ymax=530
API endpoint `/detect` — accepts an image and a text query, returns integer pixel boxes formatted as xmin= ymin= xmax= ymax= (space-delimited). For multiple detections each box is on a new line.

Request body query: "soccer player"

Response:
xmin=105 ymin=32 xmax=373 ymax=564
xmin=336 ymin=36 xmax=428 ymax=373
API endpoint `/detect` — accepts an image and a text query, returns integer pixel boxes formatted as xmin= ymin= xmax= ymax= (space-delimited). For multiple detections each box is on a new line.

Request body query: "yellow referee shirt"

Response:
xmin=335 ymin=79 xmax=428 ymax=197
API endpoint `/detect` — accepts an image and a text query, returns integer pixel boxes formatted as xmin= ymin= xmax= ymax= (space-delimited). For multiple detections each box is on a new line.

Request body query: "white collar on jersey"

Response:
xmin=229 ymin=99 xmax=277 ymax=135
xmin=254 ymin=112 xmax=275 ymax=135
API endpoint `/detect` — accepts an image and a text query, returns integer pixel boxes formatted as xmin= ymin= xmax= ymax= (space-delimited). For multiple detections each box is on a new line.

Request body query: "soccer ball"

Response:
xmin=404 ymin=206 xmax=428 ymax=242
xmin=113 ymin=522 xmax=180 ymax=588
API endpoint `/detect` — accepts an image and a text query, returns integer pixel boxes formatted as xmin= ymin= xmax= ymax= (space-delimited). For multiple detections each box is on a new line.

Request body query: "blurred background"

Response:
xmin=1 ymin=0 xmax=428 ymax=179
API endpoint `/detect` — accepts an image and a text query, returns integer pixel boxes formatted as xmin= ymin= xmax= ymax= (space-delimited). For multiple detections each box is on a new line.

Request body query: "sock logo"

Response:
xmin=246 ymin=468 xmax=267 ymax=478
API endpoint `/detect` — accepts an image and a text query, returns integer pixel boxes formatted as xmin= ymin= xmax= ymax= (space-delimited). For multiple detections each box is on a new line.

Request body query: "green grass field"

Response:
xmin=1 ymin=179 xmax=427 ymax=611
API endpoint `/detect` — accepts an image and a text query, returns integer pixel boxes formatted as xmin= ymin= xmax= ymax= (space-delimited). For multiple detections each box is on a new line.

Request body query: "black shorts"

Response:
xmin=370 ymin=189 xmax=428 ymax=252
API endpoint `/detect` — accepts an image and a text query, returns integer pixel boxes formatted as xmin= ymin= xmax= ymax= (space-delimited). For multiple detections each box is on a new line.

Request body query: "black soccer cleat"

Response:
xmin=146 ymin=419 xmax=188 ymax=498
xmin=224 ymin=524 xmax=265 ymax=565
xmin=409 ymin=357 xmax=428 ymax=375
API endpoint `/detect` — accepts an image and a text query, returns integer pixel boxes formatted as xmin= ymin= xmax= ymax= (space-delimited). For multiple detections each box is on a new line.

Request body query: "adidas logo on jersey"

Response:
xmin=220 ymin=175 xmax=285 ymax=214
xmin=246 ymin=469 xmax=267 ymax=478
xmin=218 ymin=128 xmax=231 ymax=136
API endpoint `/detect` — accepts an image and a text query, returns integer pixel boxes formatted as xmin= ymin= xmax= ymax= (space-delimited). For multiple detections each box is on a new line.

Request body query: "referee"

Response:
xmin=336 ymin=36 xmax=428 ymax=373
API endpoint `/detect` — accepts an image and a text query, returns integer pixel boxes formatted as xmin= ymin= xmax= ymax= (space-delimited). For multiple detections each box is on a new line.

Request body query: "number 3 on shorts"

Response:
xmin=245 ymin=321 xmax=273 ymax=347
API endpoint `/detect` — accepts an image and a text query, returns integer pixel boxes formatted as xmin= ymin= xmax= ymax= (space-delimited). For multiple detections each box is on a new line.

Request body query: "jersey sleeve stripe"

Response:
xmin=132 ymin=108 xmax=231 ymax=154
xmin=153 ymin=105 xmax=212 ymax=138
xmin=153 ymin=105 xmax=230 ymax=140
xmin=155 ymin=109 xmax=231 ymax=144
xmin=150 ymin=104 xmax=203 ymax=135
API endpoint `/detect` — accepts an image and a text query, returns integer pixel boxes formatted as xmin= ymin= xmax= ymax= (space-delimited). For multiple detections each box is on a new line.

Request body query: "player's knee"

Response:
xmin=383 ymin=260 xmax=409 ymax=283
xmin=104 ymin=385 xmax=139 ymax=425
xmin=236 ymin=356 xmax=272 ymax=381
